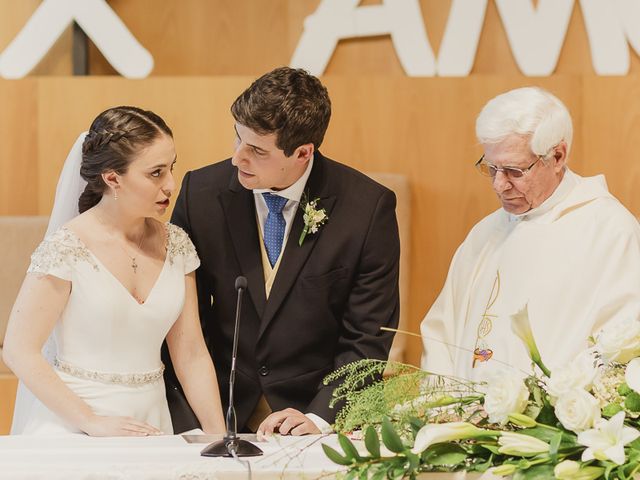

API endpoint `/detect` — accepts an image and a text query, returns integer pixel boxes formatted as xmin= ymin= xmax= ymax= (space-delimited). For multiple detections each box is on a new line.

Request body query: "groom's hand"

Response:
xmin=256 ymin=408 xmax=320 ymax=439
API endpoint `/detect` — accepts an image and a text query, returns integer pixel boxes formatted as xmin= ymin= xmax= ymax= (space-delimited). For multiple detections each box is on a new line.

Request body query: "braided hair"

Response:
xmin=78 ymin=106 xmax=173 ymax=213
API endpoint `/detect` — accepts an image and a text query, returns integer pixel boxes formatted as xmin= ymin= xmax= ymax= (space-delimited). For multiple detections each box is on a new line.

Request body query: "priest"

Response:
xmin=421 ymin=87 xmax=640 ymax=380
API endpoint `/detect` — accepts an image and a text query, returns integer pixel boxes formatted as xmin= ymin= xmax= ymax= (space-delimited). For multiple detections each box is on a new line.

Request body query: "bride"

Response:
xmin=3 ymin=106 xmax=225 ymax=436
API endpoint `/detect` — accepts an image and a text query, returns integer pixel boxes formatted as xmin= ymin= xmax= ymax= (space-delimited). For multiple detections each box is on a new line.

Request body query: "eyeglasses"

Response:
xmin=475 ymin=154 xmax=544 ymax=179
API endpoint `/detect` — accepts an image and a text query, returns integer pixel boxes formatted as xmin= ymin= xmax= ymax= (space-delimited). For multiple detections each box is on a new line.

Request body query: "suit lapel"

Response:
xmin=258 ymin=154 xmax=336 ymax=338
xmin=218 ymin=173 xmax=267 ymax=317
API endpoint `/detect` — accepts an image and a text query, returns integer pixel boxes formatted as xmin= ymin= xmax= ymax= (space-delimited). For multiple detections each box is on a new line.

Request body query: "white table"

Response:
xmin=0 ymin=433 xmax=346 ymax=479
xmin=0 ymin=433 xmax=490 ymax=480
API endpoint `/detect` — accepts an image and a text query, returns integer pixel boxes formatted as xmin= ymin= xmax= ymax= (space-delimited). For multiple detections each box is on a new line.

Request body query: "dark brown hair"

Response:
xmin=230 ymin=67 xmax=331 ymax=156
xmin=78 ymin=106 xmax=173 ymax=213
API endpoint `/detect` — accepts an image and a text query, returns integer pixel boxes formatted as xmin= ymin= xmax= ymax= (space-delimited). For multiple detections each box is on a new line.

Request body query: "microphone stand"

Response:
xmin=201 ymin=276 xmax=263 ymax=457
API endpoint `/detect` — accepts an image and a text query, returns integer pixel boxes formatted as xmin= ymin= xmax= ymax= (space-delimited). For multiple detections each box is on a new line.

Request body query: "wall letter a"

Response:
xmin=290 ymin=0 xmax=435 ymax=76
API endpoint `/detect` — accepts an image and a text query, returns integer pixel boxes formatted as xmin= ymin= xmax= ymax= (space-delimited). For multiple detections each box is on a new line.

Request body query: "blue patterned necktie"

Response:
xmin=262 ymin=193 xmax=288 ymax=267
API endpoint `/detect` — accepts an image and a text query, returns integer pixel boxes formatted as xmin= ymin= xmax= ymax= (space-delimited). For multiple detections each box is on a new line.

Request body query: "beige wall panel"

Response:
xmin=0 ymin=80 xmax=38 ymax=214
xmin=0 ymin=375 xmax=17 ymax=435
xmin=37 ymin=77 xmax=248 ymax=213
xmin=582 ymin=77 xmax=640 ymax=215
xmin=88 ymin=0 xmax=302 ymax=76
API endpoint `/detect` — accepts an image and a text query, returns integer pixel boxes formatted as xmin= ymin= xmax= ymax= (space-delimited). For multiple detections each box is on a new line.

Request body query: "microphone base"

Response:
xmin=200 ymin=438 xmax=264 ymax=457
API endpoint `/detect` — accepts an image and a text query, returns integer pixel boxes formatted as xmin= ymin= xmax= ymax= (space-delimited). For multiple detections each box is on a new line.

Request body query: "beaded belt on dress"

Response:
xmin=54 ymin=358 xmax=165 ymax=386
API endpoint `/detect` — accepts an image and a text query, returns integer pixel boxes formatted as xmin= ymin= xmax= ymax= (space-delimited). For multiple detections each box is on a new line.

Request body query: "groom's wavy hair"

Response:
xmin=231 ymin=67 xmax=331 ymax=156
xmin=78 ymin=106 xmax=173 ymax=213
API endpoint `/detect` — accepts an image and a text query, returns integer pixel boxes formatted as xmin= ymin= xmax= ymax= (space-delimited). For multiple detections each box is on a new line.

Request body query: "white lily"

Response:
xmin=497 ymin=431 xmax=549 ymax=457
xmin=625 ymin=357 xmax=640 ymax=394
xmin=577 ymin=411 xmax=640 ymax=465
xmin=510 ymin=304 xmax=550 ymax=377
xmin=411 ymin=422 xmax=496 ymax=454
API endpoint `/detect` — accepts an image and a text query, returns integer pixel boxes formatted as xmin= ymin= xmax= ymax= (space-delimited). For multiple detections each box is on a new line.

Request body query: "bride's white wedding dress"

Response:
xmin=18 ymin=222 xmax=199 ymax=435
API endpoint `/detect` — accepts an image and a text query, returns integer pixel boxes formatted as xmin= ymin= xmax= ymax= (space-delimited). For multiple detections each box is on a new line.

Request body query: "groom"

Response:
xmin=167 ymin=67 xmax=400 ymax=435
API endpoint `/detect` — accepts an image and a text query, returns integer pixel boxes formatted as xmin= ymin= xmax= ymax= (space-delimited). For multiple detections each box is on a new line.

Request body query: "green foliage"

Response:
xmin=422 ymin=443 xmax=468 ymax=466
xmin=364 ymin=426 xmax=380 ymax=457
xmin=619 ymin=383 xmax=633 ymax=396
xmin=322 ymin=443 xmax=352 ymax=466
xmin=512 ymin=464 xmax=555 ymax=480
xmin=624 ymin=391 xmax=640 ymax=413
xmin=326 ymin=359 xmax=482 ymax=433
xmin=603 ymin=403 xmax=625 ymax=417
xmin=381 ymin=417 xmax=405 ymax=453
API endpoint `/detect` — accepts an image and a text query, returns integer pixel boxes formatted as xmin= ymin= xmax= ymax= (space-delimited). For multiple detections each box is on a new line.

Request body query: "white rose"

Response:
xmin=625 ymin=358 xmax=640 ymax=394
xmin=596 ymin=317 xmax=640 ymax=364
xmin=481 ymin=370 xmax=529 ymax=425
xmin=547 ymin=350 xmax=598 ymax=403
xmin=313 ymin=210 xmax=326 ymax=223
xmin=554 ymin=389 xmax=601 ymax=433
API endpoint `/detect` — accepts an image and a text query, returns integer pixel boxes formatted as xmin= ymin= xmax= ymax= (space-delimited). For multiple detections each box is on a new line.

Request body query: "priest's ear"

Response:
xmin=551 ymin=141 xmax=568 ymax=173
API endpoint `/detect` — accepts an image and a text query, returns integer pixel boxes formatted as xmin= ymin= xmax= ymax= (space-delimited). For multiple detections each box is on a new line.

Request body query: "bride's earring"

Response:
xmin=113 ymin=188 xmax=118 ymax=201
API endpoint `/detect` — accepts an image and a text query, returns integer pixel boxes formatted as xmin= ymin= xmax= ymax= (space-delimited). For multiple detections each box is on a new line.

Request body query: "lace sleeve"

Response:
xmin=27 ymin=228 xmax=92 ymax=281
xmin=166 ymin=223 xmax=201 ymax=274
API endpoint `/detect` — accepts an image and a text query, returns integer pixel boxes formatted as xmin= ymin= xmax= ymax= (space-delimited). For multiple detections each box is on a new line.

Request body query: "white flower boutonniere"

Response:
xmin=299 ymin=196 xmax=328 ymax=246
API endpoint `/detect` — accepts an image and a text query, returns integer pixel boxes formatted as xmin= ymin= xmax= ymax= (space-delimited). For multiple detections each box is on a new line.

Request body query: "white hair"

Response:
xmin=475 ymin=87 xmax=573 ymax=157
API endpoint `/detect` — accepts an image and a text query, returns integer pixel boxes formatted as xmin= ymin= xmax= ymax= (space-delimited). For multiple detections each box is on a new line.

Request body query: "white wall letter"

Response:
xmin=580 ymin=0 xmax=634 ymax=75
xmin=494 ymin=0 xmax=574 ymax=76
xmin=290 ymin=0 xmax=435 ymax=76
xmin=0 ymin=0 xmax=153 ymax=79
xmin=437 ymin=0 xmax=488 ymax=76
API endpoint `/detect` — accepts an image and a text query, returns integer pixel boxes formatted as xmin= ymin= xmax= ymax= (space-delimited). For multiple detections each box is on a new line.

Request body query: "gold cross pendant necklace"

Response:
xmin=123 ymin=226 xmax=146 ymax=274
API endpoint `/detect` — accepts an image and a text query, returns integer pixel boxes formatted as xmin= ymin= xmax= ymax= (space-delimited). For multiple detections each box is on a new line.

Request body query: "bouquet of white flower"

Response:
xmin=323 ymin=307 xmax=640 ymax=479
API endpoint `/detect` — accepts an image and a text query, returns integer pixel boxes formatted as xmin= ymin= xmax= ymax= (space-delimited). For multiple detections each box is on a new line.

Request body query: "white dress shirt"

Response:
xmin=253 ymin=156 xmax=314 ymax=255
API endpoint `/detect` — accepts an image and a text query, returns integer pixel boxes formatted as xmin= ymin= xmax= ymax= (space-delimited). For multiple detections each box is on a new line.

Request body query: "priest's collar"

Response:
xmin=506 ymin=167 xmax=578 ymax=222
xmin=252 ymin=154 xmax=314 ymax=203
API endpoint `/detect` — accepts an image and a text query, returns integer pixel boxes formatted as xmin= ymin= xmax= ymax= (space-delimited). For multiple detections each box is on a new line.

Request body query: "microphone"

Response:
xmin=201 ymin=276 xmax=263 ymax=457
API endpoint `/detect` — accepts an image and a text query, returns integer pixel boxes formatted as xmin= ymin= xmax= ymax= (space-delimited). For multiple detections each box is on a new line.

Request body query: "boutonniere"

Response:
xmin=299 ymin=193 xmax=328 ymax=246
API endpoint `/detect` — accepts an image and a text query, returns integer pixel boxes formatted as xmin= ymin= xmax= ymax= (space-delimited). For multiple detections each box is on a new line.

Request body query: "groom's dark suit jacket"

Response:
xmin=166 ymin=152 xmax=400 ymax=432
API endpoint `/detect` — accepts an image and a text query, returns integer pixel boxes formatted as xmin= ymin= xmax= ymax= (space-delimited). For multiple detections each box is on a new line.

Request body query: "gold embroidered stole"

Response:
xmin=472 ymin=270 xmax=500 ymax=368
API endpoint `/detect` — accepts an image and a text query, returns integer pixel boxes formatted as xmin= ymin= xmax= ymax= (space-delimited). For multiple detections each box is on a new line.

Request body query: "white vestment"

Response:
xmin=421 ymin=170 xmax=640 ymax=381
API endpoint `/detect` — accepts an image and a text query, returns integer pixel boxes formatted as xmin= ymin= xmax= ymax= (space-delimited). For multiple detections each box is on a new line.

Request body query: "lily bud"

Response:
xmin=508 ymin=413 xmax=537 ymax=428
xmin=497 ymin=432 xmax=549 ymax=457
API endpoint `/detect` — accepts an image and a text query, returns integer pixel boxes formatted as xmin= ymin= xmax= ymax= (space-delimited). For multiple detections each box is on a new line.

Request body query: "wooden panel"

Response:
xmin=37 ymin=77 xmax=247 ymax=213
xmin=0 ymin=80 xmax=38 ymax=215
xmin=582 ymin=77 xmax=640 ymax=215
xmin=0 ymin=374 xmax=17 ymax=435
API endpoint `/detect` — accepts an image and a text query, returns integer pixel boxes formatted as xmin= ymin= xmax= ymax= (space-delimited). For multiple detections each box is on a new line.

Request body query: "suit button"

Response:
xmin=258 ymin=365 xmax=269 ymax=376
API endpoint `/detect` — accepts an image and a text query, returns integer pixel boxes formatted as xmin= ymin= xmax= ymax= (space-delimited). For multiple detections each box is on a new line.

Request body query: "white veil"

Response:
xmin=10 ymin=132 xmax=88 ymax=434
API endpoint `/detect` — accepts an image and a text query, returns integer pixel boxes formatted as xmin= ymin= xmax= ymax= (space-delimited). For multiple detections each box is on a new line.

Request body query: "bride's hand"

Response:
xmin=81 ymin=414 xmax=163 ymax=436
